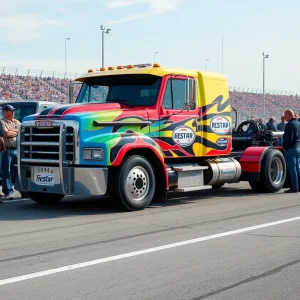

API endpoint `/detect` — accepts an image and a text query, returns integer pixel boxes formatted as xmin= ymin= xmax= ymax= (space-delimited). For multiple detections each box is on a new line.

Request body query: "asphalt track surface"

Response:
xmin=0 ymin=182 xmax=300 ymax=300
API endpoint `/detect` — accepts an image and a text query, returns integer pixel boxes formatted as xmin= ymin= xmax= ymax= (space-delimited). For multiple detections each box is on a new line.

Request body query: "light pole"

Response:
xmin=262 ymin=52 xmax=269 ymax=119
xmin=205 ymin=59 xmax=209 ymax=71
xmin=101 ymin=25 xmax=111 ymax=68
xmin=154 ymin=52 xmax=159 ymax=64
xmin=65 ymin=38 xmax=70 ymax=75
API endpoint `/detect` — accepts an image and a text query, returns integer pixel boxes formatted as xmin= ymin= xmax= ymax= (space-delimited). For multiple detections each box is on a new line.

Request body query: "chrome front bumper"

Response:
xmin=16 ymin=165 xmax=108 ymax=196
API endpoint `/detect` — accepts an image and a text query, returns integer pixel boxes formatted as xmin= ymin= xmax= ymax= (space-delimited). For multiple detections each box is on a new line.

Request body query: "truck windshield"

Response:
xmin=76 ymin=74 xmax=161 ymax=106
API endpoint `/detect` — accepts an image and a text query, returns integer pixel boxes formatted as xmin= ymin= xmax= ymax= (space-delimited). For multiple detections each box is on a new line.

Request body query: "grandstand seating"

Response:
xmin=0 ymin=74 xmax=299 ymax=122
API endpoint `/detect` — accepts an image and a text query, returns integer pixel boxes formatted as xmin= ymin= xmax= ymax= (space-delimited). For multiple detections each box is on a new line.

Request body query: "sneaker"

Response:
xmin=4 ymin=193 xmax=13 ymax=200
xmin=284 ymin=188 xmax=298 ymax=193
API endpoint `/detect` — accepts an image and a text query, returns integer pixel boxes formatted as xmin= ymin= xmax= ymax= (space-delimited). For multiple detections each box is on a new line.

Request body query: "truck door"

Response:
xmin=157 ymin=75 xmax=199 ymax=158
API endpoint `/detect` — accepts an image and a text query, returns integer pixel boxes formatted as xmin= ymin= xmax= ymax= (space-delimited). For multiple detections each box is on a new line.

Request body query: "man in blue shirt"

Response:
xmin=277 ymin=116 xmax=286 ymax=146
xmin=283 ymin=109 xmax=300 ymax=193
xmin=258 ymin=118 xmax=267 ymax=130
xmin=266 ymin=117 xmax=277 ymax=131
xmin=0 ymin=122 xmax=5 ymax=202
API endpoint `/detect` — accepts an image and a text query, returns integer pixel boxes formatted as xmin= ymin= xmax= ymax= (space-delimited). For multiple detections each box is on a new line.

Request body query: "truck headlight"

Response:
xmin=82 ymin=148 xmax=103 ymax=160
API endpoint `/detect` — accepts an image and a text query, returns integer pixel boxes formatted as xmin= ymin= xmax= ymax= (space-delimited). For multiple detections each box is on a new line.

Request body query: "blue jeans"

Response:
xmin=285 ymin=147 xmax=300 ymax=190
xmin=1 ymin=149 xmax=17 ymax=195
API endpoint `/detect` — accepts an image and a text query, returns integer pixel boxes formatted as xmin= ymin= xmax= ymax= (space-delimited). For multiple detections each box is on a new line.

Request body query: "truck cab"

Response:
xmin=16 ymin=64 xmax=287 ymax=210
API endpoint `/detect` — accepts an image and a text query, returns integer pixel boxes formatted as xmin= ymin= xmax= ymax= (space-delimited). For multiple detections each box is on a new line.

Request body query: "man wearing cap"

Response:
xmin=0 ymin=105 xmax=20 ymax=199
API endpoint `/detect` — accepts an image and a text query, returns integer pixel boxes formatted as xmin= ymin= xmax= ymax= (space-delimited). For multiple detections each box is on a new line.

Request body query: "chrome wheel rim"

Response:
xmin=270 ymin=157 xmax=284 ymax=185
xmin=126 ymin=166 xmax=149 ymax=201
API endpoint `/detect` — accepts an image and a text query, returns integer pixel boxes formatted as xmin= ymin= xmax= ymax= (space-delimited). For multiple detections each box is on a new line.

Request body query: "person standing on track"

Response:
xmin=283 ymin=109 xmax=300 ymax=193
xmin=0 ymin=105 xmax=20 ymax=200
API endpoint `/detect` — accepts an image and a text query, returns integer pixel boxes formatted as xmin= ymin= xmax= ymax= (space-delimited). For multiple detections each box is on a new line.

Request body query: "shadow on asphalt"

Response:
xmin=0 ymin=183 xmax=270 ymax=221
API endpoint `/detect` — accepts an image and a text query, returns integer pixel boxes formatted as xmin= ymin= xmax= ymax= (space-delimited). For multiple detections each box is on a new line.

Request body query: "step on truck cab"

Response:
xmin=16 ymin=63 xmax=287 ymax=210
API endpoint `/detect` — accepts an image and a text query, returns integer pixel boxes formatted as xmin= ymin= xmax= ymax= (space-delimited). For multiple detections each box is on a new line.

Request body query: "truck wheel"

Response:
xmin=27 ymin=192 xmax=64 ymax=204
xmin=249 ymin=149 xmax=286 ymax=193
xmin=111 ymin=155 xmax=156 ymax=211
xmin=249 ymin=182 xmax=265 ymax=192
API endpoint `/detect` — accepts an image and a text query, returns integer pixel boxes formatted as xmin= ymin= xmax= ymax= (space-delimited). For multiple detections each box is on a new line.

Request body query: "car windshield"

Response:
xmin=76 ymin=74 xmax=162 ymax=106
xmin=0 ymin=105 xmax=36 ymax=122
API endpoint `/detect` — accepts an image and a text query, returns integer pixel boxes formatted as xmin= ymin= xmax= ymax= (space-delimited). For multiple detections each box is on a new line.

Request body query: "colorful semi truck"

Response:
xmin=17 ymin=63 xmax=287 ymax=210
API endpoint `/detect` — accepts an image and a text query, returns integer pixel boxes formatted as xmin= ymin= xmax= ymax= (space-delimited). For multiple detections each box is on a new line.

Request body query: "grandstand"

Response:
xmin=1 ymin=72 xmax=300 ymax=125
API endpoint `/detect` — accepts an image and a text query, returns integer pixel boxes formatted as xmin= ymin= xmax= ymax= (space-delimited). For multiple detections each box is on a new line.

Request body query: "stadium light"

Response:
xmin=65 ymin=38 xmax=71 ymax=76
xmin=262 ymin=52 xmax=269 ymax=119
xmin=205 ymin=59 xmax=209 ymax=71
xmin=101 ymin=25 xmax=111 ymax=68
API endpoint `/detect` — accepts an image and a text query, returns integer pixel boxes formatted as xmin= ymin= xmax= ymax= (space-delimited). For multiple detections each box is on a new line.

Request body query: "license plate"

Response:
xmin=35 ymin=121 xmax=53 ymax=128
xmin=34 ymin=167 xmax=55 ymax=186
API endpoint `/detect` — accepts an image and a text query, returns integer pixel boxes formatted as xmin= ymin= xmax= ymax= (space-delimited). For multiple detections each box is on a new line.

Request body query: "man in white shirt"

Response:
xmin=0 ymin=105 xmax=20 ymax=199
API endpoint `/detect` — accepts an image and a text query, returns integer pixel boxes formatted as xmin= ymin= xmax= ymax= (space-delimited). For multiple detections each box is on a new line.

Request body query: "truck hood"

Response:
xmin=24 ymin=102 xmax=150 ymax=124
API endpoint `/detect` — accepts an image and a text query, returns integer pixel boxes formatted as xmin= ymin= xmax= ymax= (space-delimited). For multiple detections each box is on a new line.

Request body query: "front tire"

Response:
xmin=28 ymin=192 xmax=64 ymax=204
xmin=110 ymin=155 xmax=156 ymax=211
xmin=249 ymin=149 xmax=286 ymax=193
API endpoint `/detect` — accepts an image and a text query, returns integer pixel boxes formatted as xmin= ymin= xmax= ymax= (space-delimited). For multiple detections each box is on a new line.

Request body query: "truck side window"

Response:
xmin=163 ymin=79 xmax=195 ymax=109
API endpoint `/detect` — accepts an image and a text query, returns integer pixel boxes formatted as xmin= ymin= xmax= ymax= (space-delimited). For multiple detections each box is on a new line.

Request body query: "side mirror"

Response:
xmin=68 ymin=85 xmax=74 ymax=104
xmin=189 ymin=103 xmax=196 ymax=110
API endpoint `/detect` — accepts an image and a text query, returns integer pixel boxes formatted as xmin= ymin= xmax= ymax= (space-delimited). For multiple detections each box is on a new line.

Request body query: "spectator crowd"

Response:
xmin=0 ymin=75 xmax=81 ymax=103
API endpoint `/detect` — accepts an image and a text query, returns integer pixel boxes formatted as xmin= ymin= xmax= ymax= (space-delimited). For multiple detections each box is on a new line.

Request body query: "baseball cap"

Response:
xmin=2 ymin=104 xmax=18 ymax=111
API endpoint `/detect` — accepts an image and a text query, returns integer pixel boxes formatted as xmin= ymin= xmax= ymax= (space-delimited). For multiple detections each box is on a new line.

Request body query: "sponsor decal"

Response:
xmin=172 ymin=126 xmax=195 ymax=147
xmin=35 ymin=174 xmax=54 ymax=186
xmin=35 ymin=121 xmax=53 ymax=128
xmin=216 ymin=137 xmax=228 ymax=147
xmin=210 ymin=116 xmax=230 ymax=135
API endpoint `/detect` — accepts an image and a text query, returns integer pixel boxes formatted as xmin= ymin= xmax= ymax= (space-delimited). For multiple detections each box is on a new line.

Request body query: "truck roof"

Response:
xmin=75 ymin=66 xmax=226 ymax=82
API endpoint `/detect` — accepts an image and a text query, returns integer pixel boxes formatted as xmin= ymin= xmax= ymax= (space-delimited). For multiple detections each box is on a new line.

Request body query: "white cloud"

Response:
xmin=0 ymin=0 xmax=80 ymax=43
xmin=0 ymin=15 xmax=61 ymax=43
xmin=103 ymin=0 xmax=145 ymax=9
xmin=103 ymin=0 xmax=184 ymax=24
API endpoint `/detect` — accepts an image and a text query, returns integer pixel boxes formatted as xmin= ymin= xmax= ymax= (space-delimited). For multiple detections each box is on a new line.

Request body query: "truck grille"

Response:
xmin=21 ymin=125 xmax=75 ymax=164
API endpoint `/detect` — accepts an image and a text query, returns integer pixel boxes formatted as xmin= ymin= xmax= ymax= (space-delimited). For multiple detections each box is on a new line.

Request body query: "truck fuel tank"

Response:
xmin=203 ymin=158 xmax=241 ymax=186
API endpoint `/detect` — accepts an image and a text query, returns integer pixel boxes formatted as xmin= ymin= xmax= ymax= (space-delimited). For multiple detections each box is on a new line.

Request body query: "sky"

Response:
xmin=0 ymin=0 xmax=299 ymax=93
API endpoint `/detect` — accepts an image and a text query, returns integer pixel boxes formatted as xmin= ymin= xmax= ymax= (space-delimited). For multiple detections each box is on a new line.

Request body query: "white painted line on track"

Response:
xmin=1 ymin=215 xmax=300 ymax=286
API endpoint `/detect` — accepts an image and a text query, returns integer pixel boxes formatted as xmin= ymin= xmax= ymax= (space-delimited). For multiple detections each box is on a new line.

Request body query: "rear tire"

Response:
xmin=110 ymin=155 xmax=156 ymax=211
xmin=249 ymin=149 xmax=286 ymax=193
xmin=249 ymin=182 xmax=266 ymax=192
xmin=28 ymin=192 xmax=64 ymax=204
